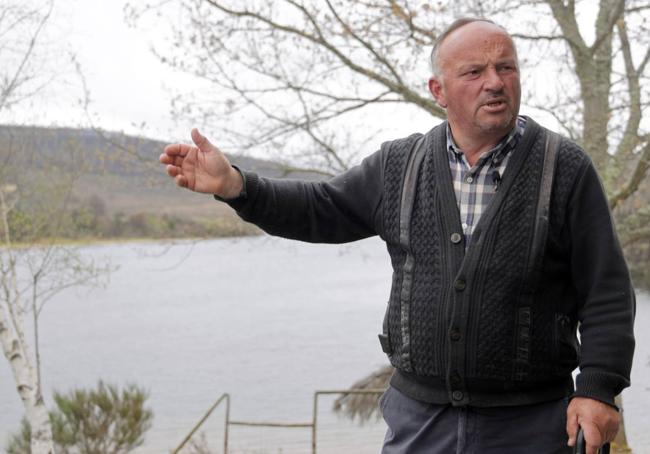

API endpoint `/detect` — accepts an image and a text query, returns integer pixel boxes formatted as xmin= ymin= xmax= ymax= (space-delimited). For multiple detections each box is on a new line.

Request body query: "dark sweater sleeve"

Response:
xmin=567 ymin=159 xmax=636 ymax=407
xmin=223 ymin=148 xmax=386 ymax=243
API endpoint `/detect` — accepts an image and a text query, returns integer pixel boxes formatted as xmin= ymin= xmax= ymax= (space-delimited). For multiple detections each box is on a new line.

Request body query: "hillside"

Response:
xmin=0 ymin=124 xmax=323 ymax=223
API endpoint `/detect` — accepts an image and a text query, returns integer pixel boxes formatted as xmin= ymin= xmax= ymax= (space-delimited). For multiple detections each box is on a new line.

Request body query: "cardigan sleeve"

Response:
xmin=567 ymin=159 xmax=636 ymax=407
xmin=223 ymin=146 xmax=387 ymax=244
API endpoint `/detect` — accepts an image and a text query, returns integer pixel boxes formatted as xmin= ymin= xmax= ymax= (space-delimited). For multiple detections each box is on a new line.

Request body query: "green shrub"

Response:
xmin=6 ymin=381 xmax=153 ymax=454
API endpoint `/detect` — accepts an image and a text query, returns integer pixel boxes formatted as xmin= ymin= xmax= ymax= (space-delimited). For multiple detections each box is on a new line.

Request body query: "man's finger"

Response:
xmin=161 ymin=153 xmax=190 ymax=168
xmin=160 ymin=153 xmax=176 ymax=165
xmin=164 ymin=143 xmax=185 ymax=156
xmin=166 ymin=165 xmax=180 ymax=178
xmin=583 ymin=423 xmax=603 ymax=454
xmin=175 ymin=174 xmax=188 ymax=188
xmin=566 ymin=410 xmax=578 ymax=447
xmin=163 ymin=143 xmax=179 ymax=156
xmin=191 ymin=128 xmax=219 ymax=154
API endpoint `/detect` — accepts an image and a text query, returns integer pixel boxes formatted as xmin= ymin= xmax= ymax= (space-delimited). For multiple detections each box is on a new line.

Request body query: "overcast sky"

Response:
xmin=3 ymin=0 xmax=197 ymax=142
xmin=65 ymin=0 xmax=182 ymax=139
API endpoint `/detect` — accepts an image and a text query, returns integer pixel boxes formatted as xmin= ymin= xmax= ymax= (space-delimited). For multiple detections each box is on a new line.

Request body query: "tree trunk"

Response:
xmin=0 ymin=317 xmax=55 ymax=454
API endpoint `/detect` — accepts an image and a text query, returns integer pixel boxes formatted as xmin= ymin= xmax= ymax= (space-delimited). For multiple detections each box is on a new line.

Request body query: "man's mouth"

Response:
xmin=482 ymin=99 xmax=508 ymax=111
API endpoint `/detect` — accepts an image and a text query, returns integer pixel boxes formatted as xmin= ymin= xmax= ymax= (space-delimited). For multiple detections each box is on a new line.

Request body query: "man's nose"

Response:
xmin=484 ymin=68 xmax=505 ymax=92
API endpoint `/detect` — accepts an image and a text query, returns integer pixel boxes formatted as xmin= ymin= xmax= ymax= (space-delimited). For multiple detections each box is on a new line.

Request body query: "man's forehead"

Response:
xmin=439 ymin=22 xmax=516 ymax=61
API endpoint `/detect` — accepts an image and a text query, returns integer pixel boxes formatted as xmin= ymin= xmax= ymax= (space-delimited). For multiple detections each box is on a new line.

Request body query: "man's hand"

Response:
xmin=567 ymin=397 xmax=620 ymax=454
xmin=159 ymin=128 xmax=244 ymax=199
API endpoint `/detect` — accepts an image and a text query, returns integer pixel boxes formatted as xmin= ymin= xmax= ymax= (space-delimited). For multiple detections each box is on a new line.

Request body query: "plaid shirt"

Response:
xmin=447 ymin=116 xmax=527 ymax=246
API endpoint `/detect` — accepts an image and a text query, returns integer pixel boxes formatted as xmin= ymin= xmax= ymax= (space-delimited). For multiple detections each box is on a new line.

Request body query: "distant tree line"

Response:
xmin=2 ymin=194 xmax=259 ymax=243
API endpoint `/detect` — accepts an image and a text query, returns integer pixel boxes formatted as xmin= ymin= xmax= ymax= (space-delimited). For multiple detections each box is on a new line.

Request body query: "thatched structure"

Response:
xmin=332 ymin=365 xmax=394 ymax=423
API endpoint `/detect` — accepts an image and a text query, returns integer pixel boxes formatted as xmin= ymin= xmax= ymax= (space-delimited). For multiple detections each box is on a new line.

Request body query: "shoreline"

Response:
xmin=0 ymin=232 xmax=263 ymax=249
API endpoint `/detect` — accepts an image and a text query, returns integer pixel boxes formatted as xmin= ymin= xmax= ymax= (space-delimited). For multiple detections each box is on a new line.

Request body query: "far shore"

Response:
xmin=1 ymin=232 xmax=263 ymax=249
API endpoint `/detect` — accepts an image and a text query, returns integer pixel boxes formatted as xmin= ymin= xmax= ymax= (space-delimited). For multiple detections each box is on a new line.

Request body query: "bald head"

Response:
xmin=430 ymin=18 xmax=518 ymax=78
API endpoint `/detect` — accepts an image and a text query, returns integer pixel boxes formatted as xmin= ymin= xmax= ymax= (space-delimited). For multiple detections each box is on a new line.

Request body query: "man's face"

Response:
xmin=429 ymin=22 xmax=521 ymax=140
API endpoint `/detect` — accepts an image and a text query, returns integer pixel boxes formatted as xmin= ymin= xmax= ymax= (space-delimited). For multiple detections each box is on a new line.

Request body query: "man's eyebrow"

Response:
xmin=456 ymin=58 xmax=517 ymax=72
xmin=456 ymin=63 xmax=485 ymax=72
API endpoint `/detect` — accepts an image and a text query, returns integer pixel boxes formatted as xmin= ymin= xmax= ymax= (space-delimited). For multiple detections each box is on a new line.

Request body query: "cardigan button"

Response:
xmin=449 ymin=329 xmax=461 ymax=341
xmin=452 ymin=390 xmax=464 ymax=401
xmin=450 ymin=232 xmax=462 ymax=244
xmin=454 ymin=279 xmax=466 ymax=291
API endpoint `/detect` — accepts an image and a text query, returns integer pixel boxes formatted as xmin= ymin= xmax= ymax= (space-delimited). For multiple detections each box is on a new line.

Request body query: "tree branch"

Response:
xmin=545 ymin=0 xmax=588 ymax=56
xmin=510 ymin=33 xmax=565 ymax=41
xmin=590 ymin=0 xmax=625 ymax=56
xmin=0 ymin=0 xmax=53 ymax=113
xmin=324 ymin=0 xmax=405 ymax=85
xmin=387 ymin=0 xmax=436 ymax=43
xmin=202 ymin=0 xmax=444 ymax=117
xmin=637 ymin=43 xmax=650 ymax=76
xmin=612 ymin=18 xmax=643 ymax=163
xmin=609 ymin=139 xmax=650 ymax=209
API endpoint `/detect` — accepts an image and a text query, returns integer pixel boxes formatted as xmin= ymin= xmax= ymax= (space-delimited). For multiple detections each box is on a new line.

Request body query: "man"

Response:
xmin=160 ymin=18 xmax=634 ymax=454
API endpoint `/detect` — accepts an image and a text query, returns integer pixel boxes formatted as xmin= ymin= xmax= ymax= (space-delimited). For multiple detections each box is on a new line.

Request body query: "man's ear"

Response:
xmin=428 ymin=77 xmax=447 ymax=108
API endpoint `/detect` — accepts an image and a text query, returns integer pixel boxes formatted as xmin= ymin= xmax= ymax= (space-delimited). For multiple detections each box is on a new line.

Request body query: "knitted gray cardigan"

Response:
xmin=227 ymin=117 xmax=635 ymax=408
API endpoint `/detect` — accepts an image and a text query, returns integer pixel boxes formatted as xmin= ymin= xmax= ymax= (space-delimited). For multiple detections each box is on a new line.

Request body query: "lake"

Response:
xmin=1 ymin=237 xmax=648 ymax=453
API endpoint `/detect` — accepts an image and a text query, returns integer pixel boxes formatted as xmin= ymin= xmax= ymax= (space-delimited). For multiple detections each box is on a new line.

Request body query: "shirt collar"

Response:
xmin=446 ymin=116 xmax=527 ymax=164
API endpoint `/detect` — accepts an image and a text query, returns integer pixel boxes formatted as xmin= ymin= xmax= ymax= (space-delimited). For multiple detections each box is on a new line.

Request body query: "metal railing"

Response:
xmin=171 ymin=388 xmax=386 ymax=454
xmin=172 ymin=393 xmax=230 ymax=454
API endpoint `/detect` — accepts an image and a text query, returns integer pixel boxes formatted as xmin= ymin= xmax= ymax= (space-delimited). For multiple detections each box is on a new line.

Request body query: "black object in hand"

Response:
xmin=573 ymin=427 xmax=611 ymax=454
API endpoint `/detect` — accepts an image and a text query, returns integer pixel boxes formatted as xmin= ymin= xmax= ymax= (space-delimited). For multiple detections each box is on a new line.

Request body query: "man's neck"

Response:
xmin=449 ymin=124 xmax=515 ymax=166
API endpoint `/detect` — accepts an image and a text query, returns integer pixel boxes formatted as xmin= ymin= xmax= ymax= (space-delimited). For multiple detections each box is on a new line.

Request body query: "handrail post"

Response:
xmin=175 ymin=388 xmax=384 ymax=454
xmin=312 ymin=392 xmax=319 ymax=454
xmin=171 ymin=393 xmax=230 ymax=454
xmin=224 ymin=394 xmax=230 ymax=454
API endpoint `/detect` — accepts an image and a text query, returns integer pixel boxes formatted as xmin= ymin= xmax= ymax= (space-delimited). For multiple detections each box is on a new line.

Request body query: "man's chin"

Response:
xmin=476 ymin=114 xmax=516 ymax=134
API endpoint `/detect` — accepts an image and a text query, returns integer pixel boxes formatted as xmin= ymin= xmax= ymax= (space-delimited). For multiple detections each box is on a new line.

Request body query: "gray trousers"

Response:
xmin=380 ymin=385 xmax=572 ymax=454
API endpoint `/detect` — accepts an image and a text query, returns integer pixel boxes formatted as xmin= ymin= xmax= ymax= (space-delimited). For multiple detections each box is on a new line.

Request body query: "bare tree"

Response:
xmin=0 ymin=2 xmax=111 ymax=453
xmin=128 ymin=0 xmax=649 ymax=223
xmin=0 ymin=133 xmax=112 ymax=454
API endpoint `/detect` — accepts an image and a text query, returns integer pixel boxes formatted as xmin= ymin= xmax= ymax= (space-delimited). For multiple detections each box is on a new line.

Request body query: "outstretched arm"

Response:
xmin=227 ymin=155 xmax=384 ymax=243
xmin=159 ymin=128 xmax=244 ymax=199
xmin=161 ymin=128 xmax=393 ymax=244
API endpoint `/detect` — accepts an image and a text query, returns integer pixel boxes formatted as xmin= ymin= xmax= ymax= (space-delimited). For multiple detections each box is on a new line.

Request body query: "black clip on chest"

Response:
xmin=573 ymin=427 xmax=610 ymax=454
